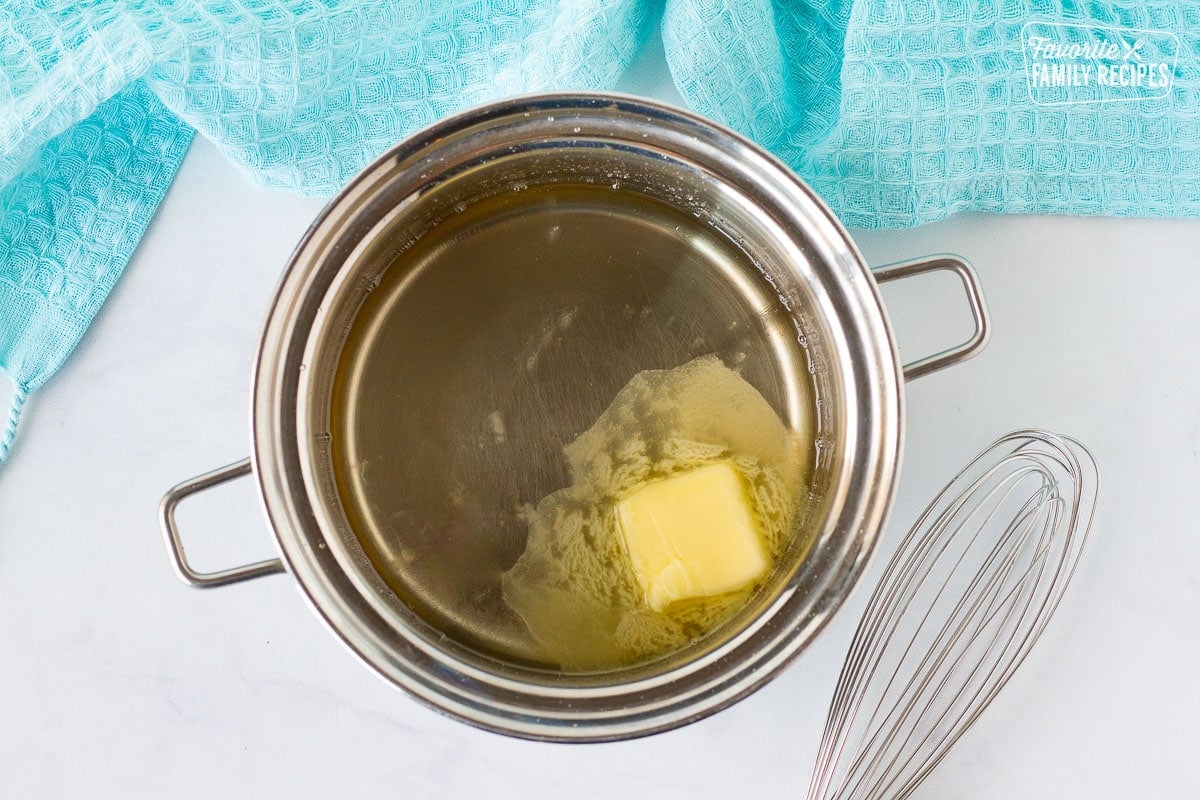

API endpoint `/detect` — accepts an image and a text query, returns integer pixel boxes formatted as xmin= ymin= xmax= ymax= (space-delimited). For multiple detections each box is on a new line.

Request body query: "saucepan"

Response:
xmin=159 ymin=93 xmax=989 ymax=741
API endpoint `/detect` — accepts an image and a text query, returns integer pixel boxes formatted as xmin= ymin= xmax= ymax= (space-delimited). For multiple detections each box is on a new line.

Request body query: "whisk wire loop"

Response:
xmin=807 ymin=430 xmax=1098 ymax=800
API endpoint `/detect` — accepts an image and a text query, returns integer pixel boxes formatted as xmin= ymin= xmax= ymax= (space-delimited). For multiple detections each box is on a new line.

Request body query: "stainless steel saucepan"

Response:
xmin=160 ymin=94 xmax=989 ymax=741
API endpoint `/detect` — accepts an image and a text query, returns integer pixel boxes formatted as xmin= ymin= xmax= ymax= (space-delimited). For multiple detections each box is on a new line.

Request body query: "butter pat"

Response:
xmin=615 ymin=462 xmax=769 ymax=612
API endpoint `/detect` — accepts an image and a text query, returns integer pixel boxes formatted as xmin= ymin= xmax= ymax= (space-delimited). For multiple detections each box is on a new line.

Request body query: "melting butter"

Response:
xmin=616 ymin=461 xmax=770 ymax=613
xmin=501 ymin=354 xmax=807 ymax=671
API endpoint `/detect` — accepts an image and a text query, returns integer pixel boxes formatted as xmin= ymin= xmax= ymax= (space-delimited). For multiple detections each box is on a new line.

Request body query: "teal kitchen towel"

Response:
xmin=2 ymin=0 xmax=1198 ymax=463
xmin=665 ymin=0 xmax=1200 ymax=227
xmin=1 ymin=79 xmax=193 ymax=461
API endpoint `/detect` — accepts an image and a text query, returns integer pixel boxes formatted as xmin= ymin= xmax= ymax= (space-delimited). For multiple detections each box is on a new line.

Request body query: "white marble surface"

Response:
xmin=3 ymin=43 xmax=1200 ymax=799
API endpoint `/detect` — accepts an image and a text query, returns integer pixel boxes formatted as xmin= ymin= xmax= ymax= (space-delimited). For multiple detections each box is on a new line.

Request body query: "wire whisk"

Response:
xmin=807 ymin=430 xmax=1099 ymax=800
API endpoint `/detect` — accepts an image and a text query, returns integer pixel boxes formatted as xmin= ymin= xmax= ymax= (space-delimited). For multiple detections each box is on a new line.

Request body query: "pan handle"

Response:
xmin=871 ymin=254 xmax=990 ymax=381
xmin=159 ymin=457 xmax=286 ymax=588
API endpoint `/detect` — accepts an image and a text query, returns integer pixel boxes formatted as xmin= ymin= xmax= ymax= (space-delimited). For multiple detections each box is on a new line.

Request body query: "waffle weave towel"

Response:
xmin=2 ymin=0 xmax=1198 ymax=463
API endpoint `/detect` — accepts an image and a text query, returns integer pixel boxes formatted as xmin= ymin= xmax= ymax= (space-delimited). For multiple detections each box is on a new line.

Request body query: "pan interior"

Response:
xmin=321 ymin=146 xmax=838 ymax=676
